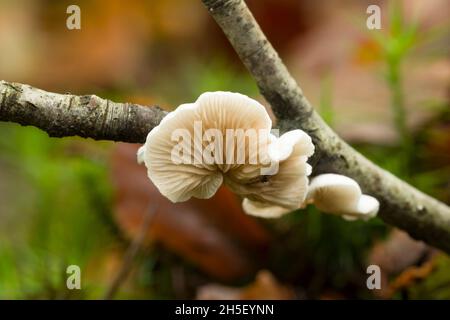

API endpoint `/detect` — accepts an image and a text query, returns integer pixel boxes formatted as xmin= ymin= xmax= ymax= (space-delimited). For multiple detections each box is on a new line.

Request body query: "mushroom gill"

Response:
xmin=138 ymin=91 xmax=314 ymax=217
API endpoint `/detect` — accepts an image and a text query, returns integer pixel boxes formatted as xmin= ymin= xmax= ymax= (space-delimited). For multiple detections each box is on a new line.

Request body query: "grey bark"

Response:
xmin=0 ymin=0 xmax=449 ymax=253
xmin=201 ymin=0 xmax=450 ymax=252
xmin=0 ymin=81 xmax=166 ymax=143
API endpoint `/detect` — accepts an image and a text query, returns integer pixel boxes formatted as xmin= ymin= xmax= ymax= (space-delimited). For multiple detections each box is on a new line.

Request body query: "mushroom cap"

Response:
xmin=141 ymin=91 xmax=272 ymax=202
xmin=306 ymin=174 xmax=379 ymax=220
xmin=231 ymin=129 xmax=314 ymax=217
xmin=343 ymin=194 xmax=379 ymax=221
xmin=268 ymin=129 xmax=314 ymax=162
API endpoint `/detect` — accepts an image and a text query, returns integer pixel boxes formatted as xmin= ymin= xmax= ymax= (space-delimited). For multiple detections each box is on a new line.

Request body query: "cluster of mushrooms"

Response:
xmin=137 ymin=92 xmax=379 ymax=220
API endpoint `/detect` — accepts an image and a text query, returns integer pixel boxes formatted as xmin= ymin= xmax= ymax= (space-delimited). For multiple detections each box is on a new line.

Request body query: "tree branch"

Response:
xmin=201 ymin=0 xmax=450 ymax=252
xmin=0 ymin=0 xmax=449 ymax=253
xmin=0 ymin=81 xmax=166 ymax=143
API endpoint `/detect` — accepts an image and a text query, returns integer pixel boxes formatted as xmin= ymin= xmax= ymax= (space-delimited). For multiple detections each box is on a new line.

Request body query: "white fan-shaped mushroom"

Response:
xmin=305 ymin=173 xmax=379 ymax=220
xmin=231 ymin=129 xmax=314 ymax=217
xmin=140 ymin=92 xmax=272 ymax=202
xmin=138 ymin=91 xmax=315 ymax=216
xmin=138 ymin=92 xmax=272 ymax=202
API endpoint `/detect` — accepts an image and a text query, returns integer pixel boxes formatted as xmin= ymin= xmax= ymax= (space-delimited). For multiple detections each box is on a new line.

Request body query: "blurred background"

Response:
xmin=0 ymin=0 xmax=449 ymax=299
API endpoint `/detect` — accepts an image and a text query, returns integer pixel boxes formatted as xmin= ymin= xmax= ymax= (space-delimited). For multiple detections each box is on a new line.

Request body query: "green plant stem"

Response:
xmin=387 ymin=58 xmax=411 ymax=176
xmin=319 ymin=74 xmax=334 ymax=127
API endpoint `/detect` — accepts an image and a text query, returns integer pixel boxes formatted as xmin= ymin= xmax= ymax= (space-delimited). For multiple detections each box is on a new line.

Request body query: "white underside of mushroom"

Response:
xmin=306 ymin=173 xmax=379 ymax=221
xmin=242 ymin=198 xmax=292 ymax=218
xmin=230 ymin=129 xmax=314 ymax=217
xmin=138 ymin=92 xmax=314 ymax=212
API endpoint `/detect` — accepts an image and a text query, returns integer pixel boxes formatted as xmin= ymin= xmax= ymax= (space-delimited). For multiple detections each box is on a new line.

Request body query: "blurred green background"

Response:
xmin=0 ymin=0 xmax=449 ymax=299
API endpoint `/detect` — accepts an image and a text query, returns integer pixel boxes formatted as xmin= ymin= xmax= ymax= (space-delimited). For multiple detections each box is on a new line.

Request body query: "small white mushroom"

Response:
xmin=235 ymin=129 xmax=314 ymax=218
xmin=305 ymin=173 xmax=379 ymax=221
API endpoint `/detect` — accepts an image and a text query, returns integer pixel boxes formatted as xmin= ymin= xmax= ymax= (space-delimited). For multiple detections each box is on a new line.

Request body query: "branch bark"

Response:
xmin=201 ymin=0 xmax=450 ymax=252
xmin=0 ymin=0 xmax=449 ymax=253
xmin=0 ymin=81 xmax=166 ymax=143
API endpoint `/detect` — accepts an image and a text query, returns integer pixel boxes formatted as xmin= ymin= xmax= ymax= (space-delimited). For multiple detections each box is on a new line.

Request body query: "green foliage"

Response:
xmin=408 ymin=255 xmax=450 ymax=299
xmin=268 ymin=206 xmax=387 ymax=298
xmin=319 ymin=74 xmax=334 ymax=127
xmin=368 ymin=1 xmax=432 ymax=178
xmin=0 ymin=123 xmax=114 ymax=299
xmin=150 ymin=58 xmax=259 ymax=108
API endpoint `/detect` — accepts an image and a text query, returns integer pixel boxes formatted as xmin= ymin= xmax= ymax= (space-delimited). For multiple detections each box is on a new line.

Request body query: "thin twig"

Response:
xmin=103 ymin=203 xmax=159 ymax=300
xmin=0 ymin=80 xmax=166 ymax=143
